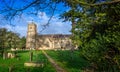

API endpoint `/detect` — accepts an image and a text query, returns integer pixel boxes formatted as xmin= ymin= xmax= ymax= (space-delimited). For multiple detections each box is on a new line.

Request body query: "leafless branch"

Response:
xmin=0 ymin=0 xmax=58 ymax=33
xmin=3 ymin=0 xmax=38 ymax=11
xmin=39 ymin=2 xmax=57 ymax=33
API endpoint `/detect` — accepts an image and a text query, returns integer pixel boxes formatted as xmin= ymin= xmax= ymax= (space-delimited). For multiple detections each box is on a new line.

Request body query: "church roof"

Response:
xmin=37 ymin=34 xmax=71 ymax=38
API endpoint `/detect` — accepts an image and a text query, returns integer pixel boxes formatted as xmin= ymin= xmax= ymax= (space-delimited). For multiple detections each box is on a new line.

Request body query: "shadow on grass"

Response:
xmin=46 ymin=50 xmax=90 ymax=71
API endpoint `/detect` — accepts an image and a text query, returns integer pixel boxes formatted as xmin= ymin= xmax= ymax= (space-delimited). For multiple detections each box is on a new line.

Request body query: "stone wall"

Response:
xmin=36 ymin=34 xmax=72 ymax=50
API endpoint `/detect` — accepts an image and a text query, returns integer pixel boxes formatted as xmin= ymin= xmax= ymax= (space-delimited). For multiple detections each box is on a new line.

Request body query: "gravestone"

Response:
xmin=24 ymin=62 xmax=44 ymax=67
xmin=7 ymin=53 xmax=15 ymax=58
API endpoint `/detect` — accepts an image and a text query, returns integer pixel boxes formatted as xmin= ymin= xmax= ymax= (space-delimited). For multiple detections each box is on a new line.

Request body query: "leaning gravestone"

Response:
xmin=7 ymin=53 xmax=16 ymax=58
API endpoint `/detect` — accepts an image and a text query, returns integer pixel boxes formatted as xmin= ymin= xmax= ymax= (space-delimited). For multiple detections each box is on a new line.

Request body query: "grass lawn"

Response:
xmin=0 ymin=50 xmax=56 ymax=72
xmin=45 ymin=50 xmax=90 ymax=72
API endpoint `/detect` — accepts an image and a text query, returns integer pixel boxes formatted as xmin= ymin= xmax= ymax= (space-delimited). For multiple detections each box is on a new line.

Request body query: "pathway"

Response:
xmin=42 ymin=50 xmax=67 ymax=72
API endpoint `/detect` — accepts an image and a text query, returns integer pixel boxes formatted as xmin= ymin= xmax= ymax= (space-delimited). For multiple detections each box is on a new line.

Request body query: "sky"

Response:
xmin=0 ymin=0 xmax=72 ymax=37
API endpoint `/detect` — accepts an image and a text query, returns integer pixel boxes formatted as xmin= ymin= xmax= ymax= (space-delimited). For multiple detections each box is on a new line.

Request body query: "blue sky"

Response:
xmin=0 ymin=0 xmax=71 ymax=37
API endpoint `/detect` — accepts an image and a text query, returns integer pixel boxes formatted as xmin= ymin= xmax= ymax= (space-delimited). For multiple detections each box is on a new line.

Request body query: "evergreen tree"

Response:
xmin=53 ymin=0 xmax=120 ymax=71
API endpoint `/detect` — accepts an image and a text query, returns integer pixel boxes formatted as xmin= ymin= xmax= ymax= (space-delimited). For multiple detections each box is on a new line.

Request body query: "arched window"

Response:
xmin=30 ymin=27 xmax=32 ymax=29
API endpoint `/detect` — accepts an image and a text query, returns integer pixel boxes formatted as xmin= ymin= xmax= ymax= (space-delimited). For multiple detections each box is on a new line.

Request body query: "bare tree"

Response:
xmin=0 ymin=0 xmax=57 ymax=31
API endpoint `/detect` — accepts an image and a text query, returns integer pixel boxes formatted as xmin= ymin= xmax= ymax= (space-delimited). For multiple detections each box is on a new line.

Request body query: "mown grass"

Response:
xmin=0 ymin=50 xmax=56 ymax=72
xmin=45 ymin=50 xmax=90 ymax=72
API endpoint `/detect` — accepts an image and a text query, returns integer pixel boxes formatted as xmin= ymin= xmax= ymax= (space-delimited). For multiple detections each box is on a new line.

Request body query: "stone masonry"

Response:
xmin=26 ymin=22 xmax=73 ymax=50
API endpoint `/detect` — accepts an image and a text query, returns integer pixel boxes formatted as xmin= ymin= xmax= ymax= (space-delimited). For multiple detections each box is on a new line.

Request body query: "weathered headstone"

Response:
xmin=24 ymin=62 xmax=44 ymax=67
xmin=7 ymin=53 xmax=15 ymax=58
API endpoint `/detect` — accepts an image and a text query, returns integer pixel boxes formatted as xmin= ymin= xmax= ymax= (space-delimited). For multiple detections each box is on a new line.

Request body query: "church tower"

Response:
xmin=26 ymin=22 xmax=37 ymax=49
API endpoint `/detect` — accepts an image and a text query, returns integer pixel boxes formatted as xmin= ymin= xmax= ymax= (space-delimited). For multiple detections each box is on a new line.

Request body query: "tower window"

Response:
xmin=30 ymin=27 xmax=32 ymax=29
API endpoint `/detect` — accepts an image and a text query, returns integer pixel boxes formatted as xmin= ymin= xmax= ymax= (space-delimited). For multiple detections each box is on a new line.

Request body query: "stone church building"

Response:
xmin=26 ymin=22 xmax=73 ymax=50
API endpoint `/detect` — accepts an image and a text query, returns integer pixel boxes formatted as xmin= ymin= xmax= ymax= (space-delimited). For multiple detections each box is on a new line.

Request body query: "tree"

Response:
xmin=0 ymin=28 xmax=20 ymax=59
xmin=0 ymin=28 xmax=7 ymax=51
xmin=57 ymin=0 xmax=120 ymax=71
xmin=18 ymin=37 xmax=26 ymax=49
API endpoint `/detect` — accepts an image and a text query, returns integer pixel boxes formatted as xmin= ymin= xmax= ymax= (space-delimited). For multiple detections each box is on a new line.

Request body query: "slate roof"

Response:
xmin=37 ymin=34 xmax=71 ymax=38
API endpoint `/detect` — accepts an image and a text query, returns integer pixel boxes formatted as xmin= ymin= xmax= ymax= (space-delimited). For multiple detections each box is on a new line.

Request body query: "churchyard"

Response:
xmin=0 ymin=50 xmax=90 ymax=72
xmin=0 ymin=50 xmax=56 ymax=72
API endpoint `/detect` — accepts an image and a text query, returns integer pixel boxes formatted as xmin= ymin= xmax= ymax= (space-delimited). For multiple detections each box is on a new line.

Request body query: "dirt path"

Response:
xmin=42 ymin=50 xmax=67 ymax=72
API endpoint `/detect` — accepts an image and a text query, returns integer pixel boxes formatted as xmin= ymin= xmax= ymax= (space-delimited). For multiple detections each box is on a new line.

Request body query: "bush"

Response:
xmin=81 ymin=33 xmax=120 ymax=71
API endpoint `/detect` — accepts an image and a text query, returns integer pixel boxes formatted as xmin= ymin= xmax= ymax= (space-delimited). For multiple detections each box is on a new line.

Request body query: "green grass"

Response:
xmin=0 ymin=50 xmax=90 ymax=72
xmin=0 ymin=50 xmax=56 ymax=72
xmin=45 ymin=50 xmax=90 ymax=72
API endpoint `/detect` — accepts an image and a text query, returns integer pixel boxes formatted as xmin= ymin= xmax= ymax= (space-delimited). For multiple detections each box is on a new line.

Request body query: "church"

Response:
xmin=26 ymin=22 xmax=74 ymax=50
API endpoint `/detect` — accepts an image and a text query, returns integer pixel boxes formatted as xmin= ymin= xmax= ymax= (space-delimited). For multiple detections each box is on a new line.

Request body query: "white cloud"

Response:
xmin=0 ymin=12 xmax=72 ymax=37
xmin=0 ymin=24 xmax=27 ymax=37
xmin=38 ymin=12 xmax=49 ymax=20
xmin=37 ymin=12 xmax=72 ymax=34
